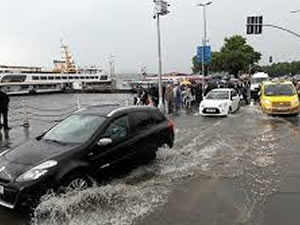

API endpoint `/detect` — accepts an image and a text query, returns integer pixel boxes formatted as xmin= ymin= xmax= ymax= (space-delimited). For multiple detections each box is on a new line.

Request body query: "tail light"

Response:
xmin=168 ymin=119 xmax=174 ymax=132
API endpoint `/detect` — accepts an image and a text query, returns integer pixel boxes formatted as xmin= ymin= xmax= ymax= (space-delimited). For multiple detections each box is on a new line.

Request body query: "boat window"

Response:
xmin=69 ymin=76 xmax=74 ymax=79
xmin=1 ymin=75 xmax=27 ymax=83
xmin=48 ymin=76 xmax=54 ymax=80
xmin=85 ymin=76 xmax=90 ymax=79
xmin=100 ymin=76 xmax=108 ymax=80
xmin=56 ymin=76 xmax=61 ymax=80
xmin=40 ymin=76 xmax=47 ymax=80
xmin=32 ymin=76 xmax=39 ymax=80
xmin=74 ymin=76 xmax=79 ymax=79
xmin=95 ymin=76 xmax=99 ymax=79
xmin=80 ymin=76 xmax=85 ymax=79
xmin=91 ymin=76 xmax=95 ymax=79
xmin=62 ymin=76 xmax=67 ymax=80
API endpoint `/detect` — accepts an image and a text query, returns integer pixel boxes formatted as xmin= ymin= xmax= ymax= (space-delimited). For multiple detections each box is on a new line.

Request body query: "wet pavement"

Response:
xmin=0 ymin=94 xmax=300 ymax=225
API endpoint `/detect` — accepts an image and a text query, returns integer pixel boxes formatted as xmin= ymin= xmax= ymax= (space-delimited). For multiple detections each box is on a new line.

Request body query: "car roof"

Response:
xmin=210 ymin=88 xmax=233 ymax=92
xmin=263 ymin=80 xmax=293 ymax=86
xmin=76 ymin=104 xmax=160 ymax=118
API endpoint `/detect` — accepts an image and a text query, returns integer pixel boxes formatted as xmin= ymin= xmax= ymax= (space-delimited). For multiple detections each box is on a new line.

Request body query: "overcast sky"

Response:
xmin=0 ymin=0 xmax=299 ymax=73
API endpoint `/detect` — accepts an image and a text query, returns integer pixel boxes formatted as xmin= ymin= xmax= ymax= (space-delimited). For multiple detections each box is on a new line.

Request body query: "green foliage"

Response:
xmin=262 ymin=61 xmax=300 ymax=77
xmin=192 ymin=35 xmax=261 ymax=76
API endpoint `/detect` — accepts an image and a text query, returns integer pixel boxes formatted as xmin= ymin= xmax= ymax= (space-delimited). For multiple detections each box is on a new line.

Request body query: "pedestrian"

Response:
xmin=173 ymin=82 xmax=182 ymax=113
xmin=149 ymin=84 xmax=159 ymax=107
xmin=242 ymin=80 xmax=250 ymax=105
xmin=195 ymin=82 xmax=203 ymax=108
xmin=184 ymin=86 xmax=192 ymax=112
xmin=0 ymin=87 xmax=10 ymax=130
xmin=141 ymin=89 xmax=149 ymax=105
xmin=204 ymin=81 xmax=218 ymax=96
xmin=165 ymin=84 xmax=174 ymax=114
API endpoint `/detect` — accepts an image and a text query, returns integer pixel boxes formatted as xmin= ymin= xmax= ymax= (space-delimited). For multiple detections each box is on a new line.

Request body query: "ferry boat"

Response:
xmin=0 ymin=44 xmax=114 ymax=95
xmin=124 ymin=72 xmax=207 ymax=91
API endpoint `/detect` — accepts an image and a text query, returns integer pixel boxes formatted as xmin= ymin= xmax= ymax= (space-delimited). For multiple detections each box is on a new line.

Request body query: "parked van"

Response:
xmin=250 ymin=72 xmax=269 ymax=100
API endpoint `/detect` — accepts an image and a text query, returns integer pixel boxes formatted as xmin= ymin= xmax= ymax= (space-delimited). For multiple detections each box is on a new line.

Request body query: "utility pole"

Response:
xmin=197 ymin=1 xmax=212 ymax=94
xmin=153 ymin=0 xmax=170 ymax=113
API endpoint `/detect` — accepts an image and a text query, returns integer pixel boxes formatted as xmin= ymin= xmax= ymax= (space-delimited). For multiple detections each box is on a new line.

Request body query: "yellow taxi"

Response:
xmin=260 ymin=81 xmax=299 ymax=115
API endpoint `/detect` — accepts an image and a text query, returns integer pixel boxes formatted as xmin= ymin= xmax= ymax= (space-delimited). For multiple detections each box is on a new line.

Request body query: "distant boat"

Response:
xmin=124 ymin=72 xmax=207 ymax=91
xmin=0 ymin=43 xmax=114 ymax=95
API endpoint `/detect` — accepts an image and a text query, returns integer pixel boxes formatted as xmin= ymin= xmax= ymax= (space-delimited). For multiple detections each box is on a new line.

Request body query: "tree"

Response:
xmin=261 ymin=61 xmax=300 ymax=77
xmin=192 ymin=35 xmax=261 ymax=77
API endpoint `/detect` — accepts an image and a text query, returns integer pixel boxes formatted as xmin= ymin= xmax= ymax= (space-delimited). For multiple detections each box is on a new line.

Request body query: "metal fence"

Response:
xmin=8 ymin=98 xmax=132 ymax=128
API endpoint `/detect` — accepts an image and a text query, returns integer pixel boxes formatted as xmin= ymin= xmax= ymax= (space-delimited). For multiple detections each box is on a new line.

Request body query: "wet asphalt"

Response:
xmin=0 ymin=94 xmax=300 ymax=225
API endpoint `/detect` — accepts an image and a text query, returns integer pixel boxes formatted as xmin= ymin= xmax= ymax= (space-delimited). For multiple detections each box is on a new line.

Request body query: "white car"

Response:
xmin=199 ymin=88 xmax=240 ymax=116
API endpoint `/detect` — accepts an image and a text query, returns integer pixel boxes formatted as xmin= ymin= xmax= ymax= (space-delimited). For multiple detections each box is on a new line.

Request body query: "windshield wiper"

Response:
xmin=43 ymin=138 xmax=64 ymax=145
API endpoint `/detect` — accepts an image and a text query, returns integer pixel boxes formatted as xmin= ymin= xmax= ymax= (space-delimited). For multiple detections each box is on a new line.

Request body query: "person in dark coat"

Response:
xmin=149 ymin=84 xmax=159 ymax=107
xmin=0 ymin=88 xmax=10 ymax=130
xmin=241 ymin=80 xmax=250 ymax=105
xmin=195 ymin=83 xmax=203 ymax=108
xmin=204 ymin=81 xmax=218 ymax=96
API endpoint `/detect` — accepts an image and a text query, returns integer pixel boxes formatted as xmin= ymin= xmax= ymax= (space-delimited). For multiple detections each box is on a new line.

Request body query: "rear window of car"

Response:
xmin=152 ymin=110 xmax=166 ymax=124
xmin=131 ymin=111 xmax=152 ymax=132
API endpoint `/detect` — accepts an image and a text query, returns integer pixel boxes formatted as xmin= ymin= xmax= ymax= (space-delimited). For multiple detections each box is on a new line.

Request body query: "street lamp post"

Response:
xmin=154 ymin=0 xmax=170 ymax=113
xmin=197 ymin=1 xmax=212 ymax=93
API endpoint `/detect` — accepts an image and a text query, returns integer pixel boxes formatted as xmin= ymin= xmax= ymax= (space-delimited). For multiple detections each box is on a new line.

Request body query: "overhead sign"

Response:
xmin=196 ymin=46 xmax=211 ymax=64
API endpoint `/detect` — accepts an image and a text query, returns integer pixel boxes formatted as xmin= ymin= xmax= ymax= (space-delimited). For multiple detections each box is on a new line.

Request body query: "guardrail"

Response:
xmin=8 ymin=97 xmax=132 ymax=128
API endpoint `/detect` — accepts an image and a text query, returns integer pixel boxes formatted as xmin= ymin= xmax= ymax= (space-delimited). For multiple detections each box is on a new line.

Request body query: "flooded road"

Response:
xmin=1 ymin=94 xmax=300 ymax=225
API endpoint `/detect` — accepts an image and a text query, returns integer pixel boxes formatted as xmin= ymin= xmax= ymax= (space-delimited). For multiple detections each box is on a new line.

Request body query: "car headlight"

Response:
xmin=263 ymin=99 xmax=272 ymax=107
xmin=218 ymin=103 xmax=227 ymax=109
xmin=291 ymin=98 xmax=299 ymax=106
xmin=16 ymin=160 xmax=58 ymax=182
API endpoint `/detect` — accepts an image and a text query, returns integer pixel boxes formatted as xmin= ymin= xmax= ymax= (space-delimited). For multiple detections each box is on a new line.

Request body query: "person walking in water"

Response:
xmin=0 ymin=87 xmax=10 ymax=130
xmin=165 ymin=84 xmax=174 ymax=114
xmin=173 ymin=82 xmax=182 ymax=113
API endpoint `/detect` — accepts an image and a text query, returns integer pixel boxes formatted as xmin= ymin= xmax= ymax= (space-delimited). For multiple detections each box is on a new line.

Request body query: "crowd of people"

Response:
xmin=133 ymin=76 xmax=252 ymax=114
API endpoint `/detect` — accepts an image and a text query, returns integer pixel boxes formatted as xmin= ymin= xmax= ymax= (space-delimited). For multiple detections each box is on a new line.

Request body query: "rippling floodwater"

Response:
xmin=1 ymin=95 xmax=300 ymax=225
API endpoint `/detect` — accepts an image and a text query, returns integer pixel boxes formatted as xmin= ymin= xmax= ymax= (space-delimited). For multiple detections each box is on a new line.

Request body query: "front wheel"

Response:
xmin=58 ymin=172 xmax=92 ymax=194
xmin=227 ymin=107 xmax=232 ymax=115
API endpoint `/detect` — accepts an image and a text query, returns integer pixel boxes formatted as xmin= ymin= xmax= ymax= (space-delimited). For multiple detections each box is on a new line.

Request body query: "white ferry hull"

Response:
xmin=0 ymin=72 xmax=114 ymax=96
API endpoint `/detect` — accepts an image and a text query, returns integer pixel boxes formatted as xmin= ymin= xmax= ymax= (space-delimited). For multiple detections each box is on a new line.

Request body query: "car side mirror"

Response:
xmin=97 ymin=138 xmax=112 ymax=147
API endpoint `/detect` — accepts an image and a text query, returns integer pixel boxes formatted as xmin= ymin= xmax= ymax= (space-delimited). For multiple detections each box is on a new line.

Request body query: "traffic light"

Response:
xmin=269 ymin=56 xmax=273 ymax=64
xmin=246 ymin=16 xmax=263 ymax=35
xmin=154 ymin=0 xmax=170 ymax=17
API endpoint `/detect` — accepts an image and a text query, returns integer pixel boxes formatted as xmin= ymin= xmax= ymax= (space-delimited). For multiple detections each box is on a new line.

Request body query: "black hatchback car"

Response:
xmin=0 ymin=105 xmax=174 ymax=209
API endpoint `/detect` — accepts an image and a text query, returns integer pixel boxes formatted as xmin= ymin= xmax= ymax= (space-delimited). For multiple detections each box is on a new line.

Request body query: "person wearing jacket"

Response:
xmin=0 ymin=88 xmax=9 ymax=130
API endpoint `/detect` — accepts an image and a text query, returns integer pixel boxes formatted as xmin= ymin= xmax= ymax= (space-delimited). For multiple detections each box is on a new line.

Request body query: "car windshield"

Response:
xmin=206 ymin=91 xmax=229 ymax=100
xmin=265 ymin=84 xmax=296 ymax=96
xmin=252 ymin=77 xmax=268 ymax=84
xmin=42 ymin=114 xmax=105 ymax=144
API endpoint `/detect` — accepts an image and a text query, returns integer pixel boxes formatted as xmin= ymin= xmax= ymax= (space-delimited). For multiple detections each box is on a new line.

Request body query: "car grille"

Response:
xmin=203 ymin=108 xmax=220 ymax=114
xmin=0 ymin=187 xmax=17 ymax=205
xmin=0 ymin=177 xmax=10 ymax=185
xmin=272 ymin=102 xmax=291 ymax=108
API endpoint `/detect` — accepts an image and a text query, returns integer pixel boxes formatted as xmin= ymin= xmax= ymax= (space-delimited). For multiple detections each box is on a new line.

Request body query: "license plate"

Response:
xmin=0 ymin=186 xmax=4 ymax=195
xmin=276 ymin=108 xmax=287 ymax=112
xmin=206 ymin=109 xmax=216 ymax=113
